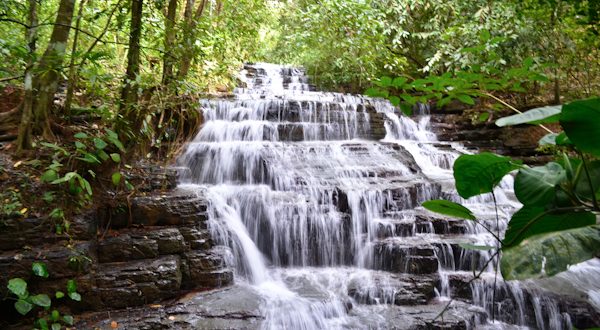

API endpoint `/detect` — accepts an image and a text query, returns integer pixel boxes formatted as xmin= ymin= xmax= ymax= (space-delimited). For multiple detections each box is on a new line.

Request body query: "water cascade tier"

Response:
xmin=177 ymin=63 xmax=600 ymax=329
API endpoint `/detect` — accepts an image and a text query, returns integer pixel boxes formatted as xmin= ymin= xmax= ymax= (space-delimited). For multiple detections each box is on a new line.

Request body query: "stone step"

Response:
xmin=103 ymin=191 xmax=209 ymax=229
xmin=370 ymin=235 xmax=496 ymax=274
xmin=347 ymin=272 xmax=438 ymax=306
xmin=97 ymin=227 xmax=209 ymax=263
xmin=93 ymin=249 xmax=233 ymax=310
xmin=374 ymin=212 xmax=470 ymax=238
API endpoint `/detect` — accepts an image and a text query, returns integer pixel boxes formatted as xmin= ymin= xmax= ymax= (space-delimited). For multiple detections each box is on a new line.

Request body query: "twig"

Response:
xmin=484 ymin=92 xmax=554 ymax=134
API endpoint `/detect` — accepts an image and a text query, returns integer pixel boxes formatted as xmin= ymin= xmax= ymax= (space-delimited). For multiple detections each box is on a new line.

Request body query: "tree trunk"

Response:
xmin=64 ymin=0 xmax=88 ymax=115
xmin=16 ymin=0 xmax=38 ymax=153
xmin=177 ymin=0 xmax=207 ymax=80
xmin=32 ymin=0 xmax=76 ymax=140
xmin=119 ymin=0 xmax=143 ymax=132
xmin=162 ymin=0 xmax=178 ymax=86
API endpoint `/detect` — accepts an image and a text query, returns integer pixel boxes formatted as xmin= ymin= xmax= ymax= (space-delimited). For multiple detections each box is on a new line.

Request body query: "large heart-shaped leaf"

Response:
xmin=453 ymin=153 xmax=521 ymax=199
xmin=502 ymin=225 xmax=600 ymax=280
xmin=514 ymin=162 xmax=566 ymax=206
xmin=560 ymin=98 xmax=600 ymax=156
xmin=503 ymin=206 xmax=596 ymax=247
xmin=422 ymin=200 xmax=476 ymax=220
xmin=496 ymin=105 xmax=561 ymax=127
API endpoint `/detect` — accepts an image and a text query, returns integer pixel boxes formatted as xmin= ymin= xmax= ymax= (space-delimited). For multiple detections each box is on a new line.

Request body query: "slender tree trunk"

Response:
xmin=177 ymin=0 xmax=207 ymax=80
xmin=119 ymin=0 xmax=143 ymax=129
xmin=64 ymin=0 xmax=88 ymax=115
xmin=16 ymin=0 xmax=38 ymax=153
xmin=162 ymin=0 xmax=178 ymax=85
xmin=32 ymin=0 xmax=76 ymax=140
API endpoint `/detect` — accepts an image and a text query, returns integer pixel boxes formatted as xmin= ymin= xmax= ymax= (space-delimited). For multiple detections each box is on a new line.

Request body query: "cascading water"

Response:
xmin=178 ymin=63 xmax=599 ymax=329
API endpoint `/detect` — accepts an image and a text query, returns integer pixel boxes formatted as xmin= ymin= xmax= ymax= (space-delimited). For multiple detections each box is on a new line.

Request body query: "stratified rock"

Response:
xmin=94 ymin=255 xmax=182 ymax=309
xmin=182 ymin=248 xmax=233 ymax=289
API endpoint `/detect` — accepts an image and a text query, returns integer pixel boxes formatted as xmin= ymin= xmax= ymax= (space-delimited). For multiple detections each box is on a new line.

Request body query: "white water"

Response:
xmin=178 ymin=63 xmax=598 ymax=329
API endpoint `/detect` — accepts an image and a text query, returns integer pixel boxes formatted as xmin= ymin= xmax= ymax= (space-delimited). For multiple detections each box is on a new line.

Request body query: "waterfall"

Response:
xmin=178 ymin=63 xmax=598 ymax=329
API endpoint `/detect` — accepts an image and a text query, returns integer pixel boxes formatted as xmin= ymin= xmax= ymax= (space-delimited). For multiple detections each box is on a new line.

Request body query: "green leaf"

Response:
xmin=8 ymin=278 xmax=27 ymax=297
xmin=14 ymin=299 xmax=33 ymax=315
xmin=51 ymin=310 xmax=60 ymax=321
xmin=503 ymin=206 xmax=596 ymax=247
xmin=112 ymin=172 xmax=122 ymax=186
xmin=125 ymin=180 xmax=134 ymax=191
xmin=55 ymin=291 xmax=64 ymax=299
xmin=514 ymin=163 xmax=566 ymax=206
xmin=365 ymin=87 xmax=381 ymax=97
xmin=555 ymin=132 xmax=573 ymax=146
xmin=109 ymin=135 xmax=125 ymax=152
xmin=37 ymin=318 xmax=49 ymax=330
xmin=74 ymin=141 xmax=86 ymax=150
xmin=31 ymin=294 xmax=51 ymax=307
xmin=62 ymin=315 xmax=74 ymax=325
xmin=478 ymin=112 xmax=490 ymax=122
xmin=32 ymin=262 xmax=49 ymax=278
xmin=400 ymin=94 xmax=416 ymax=105
xmin=392 ymin=77 xmax=408 ymax=88
xmin=388 ymin=96 xmax=400 ymax=107
xmin=399 ymin=103 xmax=413 ymax=116
xmin=74 ymin=132 xmax=88 ymax=139
xmin=378 ymin=76 xmax=392 ymax=87
xmin=422 ymin=200 xmax=476 ymax=220
xmin=93 ymin=138 xmax=108 ymax=150
xmin=80 ymin=177 xmax=93 ymax=196
xmin=502 ymin=225 xmax=600 ymax=280
xmin=68 ymin=292 xmax=81 ymax=301
xmin=479 ymin=29 xmax=491 ymax=42
xmin=66 ymin=279 xmax=77 ymax=294
xmin=51 ymin=323 xmax=61 ymax=330
xmin=41 ymin=170 xmax=59 ymax=183
xmin=453 ymin=152 xmax=521 ymax=199
xmin=52 ymin=172 xmax=77 ymax=185
xmin=97 ymin=150 xmax=110 ymax=161
xmin=458 ymin=243 xmax=495 ymax=251
xmin=457 ymin=94 xmax=475 ymax=105
xmin=437 ymin=96 xmax=453 ymax=108
xmin=560 ymin=98 xmax=600 ymax=156
xmin=538 ymin=133 xmax=559 ymax=146
xmin=110 ymin=153 xmax=121 ymax=163
xmin=496 ymin=105 xmax=562 ymax=127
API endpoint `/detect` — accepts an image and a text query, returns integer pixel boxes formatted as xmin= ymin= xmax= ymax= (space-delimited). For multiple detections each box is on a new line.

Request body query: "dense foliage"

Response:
xmin=423 ymin=98 xmax=600 ymax=280
xmin=267 ymin=0 xmax=600 ymax=99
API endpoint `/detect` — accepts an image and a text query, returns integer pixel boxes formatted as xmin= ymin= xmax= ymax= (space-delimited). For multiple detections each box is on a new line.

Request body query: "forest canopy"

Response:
xmin=0 ymin=0 xmax=598 ymax=151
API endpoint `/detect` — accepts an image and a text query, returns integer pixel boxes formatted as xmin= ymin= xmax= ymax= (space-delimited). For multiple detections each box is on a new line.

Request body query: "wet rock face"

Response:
xmin=95 ymin=255 xmax=182 ymax=309
xmin=428 ymin=108 xmax=554 ymax=165
xmin=88 ymin=190 xmax=232 ymax=311
xmin=0 ymin=166 xmax=234 ymax=329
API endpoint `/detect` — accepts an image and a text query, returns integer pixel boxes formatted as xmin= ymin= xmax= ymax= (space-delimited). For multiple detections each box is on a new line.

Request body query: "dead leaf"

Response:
xmin=13 ymin=160 xmax=22 ymax=168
